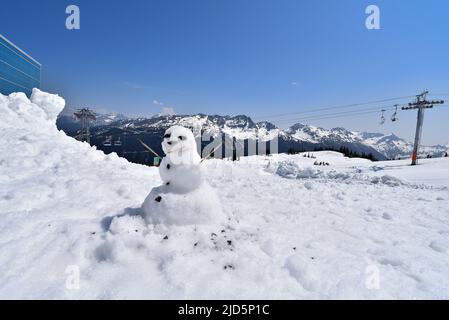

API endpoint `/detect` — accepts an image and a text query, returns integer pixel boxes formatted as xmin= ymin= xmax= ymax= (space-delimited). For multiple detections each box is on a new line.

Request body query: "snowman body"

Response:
xmin=142 ymin=126 xmax=224 ymax=225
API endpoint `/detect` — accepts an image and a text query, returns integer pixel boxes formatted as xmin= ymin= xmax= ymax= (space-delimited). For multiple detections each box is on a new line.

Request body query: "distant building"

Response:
xmin=0 ymin=34 xmax=41 ymax=97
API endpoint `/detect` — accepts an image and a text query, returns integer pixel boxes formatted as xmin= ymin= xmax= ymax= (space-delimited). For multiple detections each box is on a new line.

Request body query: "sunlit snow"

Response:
xmin=1 ymin=90 xmax=448 ymax=299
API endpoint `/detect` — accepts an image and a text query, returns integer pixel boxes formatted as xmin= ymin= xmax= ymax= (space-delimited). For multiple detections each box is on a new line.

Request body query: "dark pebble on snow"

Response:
xmin=155 ymin=196 xmax=162 ymax=202
xmin=163 ymin=235 xmax=169 ymax=240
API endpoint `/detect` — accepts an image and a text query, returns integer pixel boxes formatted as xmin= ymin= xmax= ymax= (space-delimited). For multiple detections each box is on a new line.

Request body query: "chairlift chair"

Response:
xmin=103 ymin=136 xmax=112 ymax=146
xmin=391 ymin=105 xmax=399 ymax=122
xmin=379 ymin=109 xmax=386 ymax=125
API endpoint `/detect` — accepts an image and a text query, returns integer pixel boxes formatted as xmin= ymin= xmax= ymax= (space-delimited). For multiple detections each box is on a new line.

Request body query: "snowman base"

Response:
xmin=142 ymin=182 xmax=225 ymax=226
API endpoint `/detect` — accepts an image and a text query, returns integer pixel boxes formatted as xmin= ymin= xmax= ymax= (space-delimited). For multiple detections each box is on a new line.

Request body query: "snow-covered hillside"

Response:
xmin=1 ymin=90 xmax=449 ymax=299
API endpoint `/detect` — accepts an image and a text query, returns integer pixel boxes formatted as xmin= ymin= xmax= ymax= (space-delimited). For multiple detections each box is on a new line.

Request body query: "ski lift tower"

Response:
xmin=402 ymin=90 xmax=444 ymax=165
xmin=74 ymin=108 xmax=96 ymax=143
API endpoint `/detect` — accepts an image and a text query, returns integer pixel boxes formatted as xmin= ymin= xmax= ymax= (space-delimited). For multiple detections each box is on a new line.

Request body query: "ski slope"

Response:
xmin=1 ymin=90 xmax=449 ymax=299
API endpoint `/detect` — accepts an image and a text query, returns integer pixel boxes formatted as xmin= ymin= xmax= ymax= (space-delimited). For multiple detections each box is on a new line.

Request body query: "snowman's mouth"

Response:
xmin=164 ymin=142 xmax=181 ymax=154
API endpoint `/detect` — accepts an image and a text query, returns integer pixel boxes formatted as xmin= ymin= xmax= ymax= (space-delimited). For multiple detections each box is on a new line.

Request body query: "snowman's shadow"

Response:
xmin=100 ymin=206 xmax=144 ymax=232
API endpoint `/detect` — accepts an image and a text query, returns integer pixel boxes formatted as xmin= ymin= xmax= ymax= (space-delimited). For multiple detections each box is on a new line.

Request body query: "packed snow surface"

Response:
xmin=1 ymin=90 xmax=449 ymax=299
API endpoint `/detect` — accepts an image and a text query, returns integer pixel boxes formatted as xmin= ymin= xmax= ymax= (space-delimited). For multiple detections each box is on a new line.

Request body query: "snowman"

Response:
xmin=142 ymin=126 xmax=224 ymax=226
xmin=159 ymin=125 xmax=203 ymax=192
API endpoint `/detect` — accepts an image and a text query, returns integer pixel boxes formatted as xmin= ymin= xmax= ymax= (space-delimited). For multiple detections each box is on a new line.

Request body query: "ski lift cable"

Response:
xmin=268 ymin=103 xmax=400 ymax=124
xmin=274 ymin=101 xmax=447 ymax=124
xmin=278 ymin=109 xmax=388 ymax=123
xmin=252 ymin=95 xmax=416 ymax=120
xmin=273 ymin=105 xmax=398 ymax=124
xmin=275 ymin=110 xmax=393 ymax=124
xmin=272 ymin=104 xmax=449 ymax=125
xmin=251 ymin=94 xmax=448 ymax=121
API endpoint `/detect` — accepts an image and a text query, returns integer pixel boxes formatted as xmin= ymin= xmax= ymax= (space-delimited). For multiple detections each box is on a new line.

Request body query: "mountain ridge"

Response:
xmin=57 ymin=112 xmax=448 ymax=164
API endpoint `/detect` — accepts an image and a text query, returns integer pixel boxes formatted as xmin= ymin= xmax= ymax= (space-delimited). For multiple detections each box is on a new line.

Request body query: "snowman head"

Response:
xmin=162 ymin=126 xmax=198 ymax=156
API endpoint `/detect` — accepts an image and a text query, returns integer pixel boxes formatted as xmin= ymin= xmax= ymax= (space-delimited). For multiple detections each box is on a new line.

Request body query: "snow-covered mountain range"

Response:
xmin=288 ymin=124 xmax=448 ymax=160
xmin=57 ymin=108 xmax=128 ymax=133
xmin=57 ymin=112 xmax=449 ymax=162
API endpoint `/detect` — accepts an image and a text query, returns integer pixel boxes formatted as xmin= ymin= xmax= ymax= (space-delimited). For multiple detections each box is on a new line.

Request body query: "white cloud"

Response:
xmin=161 ymin=107 xmax=175 ymax=116
xmin=291 ymin=81 xmax=301 ymax=87
xmin=152 ymin=100 xmax=174 ymax=116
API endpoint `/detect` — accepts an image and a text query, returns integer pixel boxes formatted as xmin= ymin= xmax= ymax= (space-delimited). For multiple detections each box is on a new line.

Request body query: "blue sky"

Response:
xmin=1 ymin=0 xmax=448 ymax=144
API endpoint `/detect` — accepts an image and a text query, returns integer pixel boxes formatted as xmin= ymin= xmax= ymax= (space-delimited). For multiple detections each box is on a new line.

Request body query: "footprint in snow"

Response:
xmin=429 ymin=240 xmax=448 ymax=253
xmin=378 ymin=257 xmax=403 ymax=267
xmin=382 ymin=212 xmax=393 ymax=221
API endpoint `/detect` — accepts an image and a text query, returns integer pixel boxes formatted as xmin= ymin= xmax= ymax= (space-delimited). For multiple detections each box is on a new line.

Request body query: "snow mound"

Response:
xmin=0 ymin=90 xmax=160 ymax=298
xmin=0 ymin=90 xmax=63 ymax=135
xmin=275 ymin=161 xmax=321 ymax=179
xmin=142 ymin=183 xmax=225 ymax=226
xmin=273 ymin=160 xmax=410 ymax=187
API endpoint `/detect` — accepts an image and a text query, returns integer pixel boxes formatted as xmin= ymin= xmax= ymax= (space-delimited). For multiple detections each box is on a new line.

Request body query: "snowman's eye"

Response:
xmin=164 ymin=133 xmax=171 ymax=139
xmin=178 ymin=136 xmax=185 ymax=140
